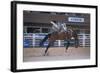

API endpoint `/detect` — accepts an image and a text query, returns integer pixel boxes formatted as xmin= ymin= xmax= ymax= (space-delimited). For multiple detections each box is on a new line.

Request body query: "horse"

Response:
xmin=39 ymin=29 xmax=79 ymax=56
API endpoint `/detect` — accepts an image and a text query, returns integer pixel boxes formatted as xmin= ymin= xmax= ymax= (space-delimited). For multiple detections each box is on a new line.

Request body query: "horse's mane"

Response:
xmin=48 ymin=28 xmax=78 ymax=41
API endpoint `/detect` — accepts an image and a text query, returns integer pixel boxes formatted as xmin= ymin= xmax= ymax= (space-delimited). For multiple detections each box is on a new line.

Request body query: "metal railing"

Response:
xmin=24 ymin=33 xmax=90 ymax=48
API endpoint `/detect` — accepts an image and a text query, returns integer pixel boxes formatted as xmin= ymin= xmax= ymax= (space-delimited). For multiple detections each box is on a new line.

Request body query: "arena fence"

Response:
xmin=24 ymin=33 xmax=90 ymax=48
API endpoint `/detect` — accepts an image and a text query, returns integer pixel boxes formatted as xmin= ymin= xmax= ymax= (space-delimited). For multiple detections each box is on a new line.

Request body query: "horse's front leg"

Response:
xmin=75 ymin=38 xmax=79 ymax=48
xmin=65 ymin=39 xmax=70 ymax=52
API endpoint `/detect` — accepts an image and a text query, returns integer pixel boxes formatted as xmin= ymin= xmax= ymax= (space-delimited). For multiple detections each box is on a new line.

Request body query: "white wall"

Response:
xmin=0 ymin=0 xmax=99 ymax=73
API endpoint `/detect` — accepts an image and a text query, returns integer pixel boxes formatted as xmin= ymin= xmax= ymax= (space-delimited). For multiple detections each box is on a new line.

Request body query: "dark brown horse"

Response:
xmin=40 ymin=29 xmax=79 ymax=56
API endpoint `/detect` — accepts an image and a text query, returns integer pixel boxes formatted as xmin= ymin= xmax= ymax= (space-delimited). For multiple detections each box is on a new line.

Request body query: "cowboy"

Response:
xmin=68 ymin=26 xmax=73 ymax=37
xmin=50 ymin=21 xmax=67 ymax=33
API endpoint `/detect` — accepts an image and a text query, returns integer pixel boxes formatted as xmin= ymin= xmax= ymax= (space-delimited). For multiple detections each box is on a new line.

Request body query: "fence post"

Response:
xmin=33 ymin=34 xmax=35 ymax=47
xmin=82 ymin=34 xmax=86 ymax=47
xmin=58 ymin=40 xmax=61 ymax=47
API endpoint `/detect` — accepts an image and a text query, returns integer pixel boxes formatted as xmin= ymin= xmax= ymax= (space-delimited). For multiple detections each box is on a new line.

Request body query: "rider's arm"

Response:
xmin=50 ymin=21 xmax=59 ymax=30
xmin=62 ymin=23 xmax=67 ymax=31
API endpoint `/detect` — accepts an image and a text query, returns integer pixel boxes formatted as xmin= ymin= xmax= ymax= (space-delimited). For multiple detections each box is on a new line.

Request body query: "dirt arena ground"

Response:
xmin=23 ymin=47 xmax=90 ymax=62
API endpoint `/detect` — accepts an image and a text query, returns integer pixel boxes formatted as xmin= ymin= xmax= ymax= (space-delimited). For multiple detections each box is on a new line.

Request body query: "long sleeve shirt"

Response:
xmin=50 ymin=21 xmax=67 ymax=33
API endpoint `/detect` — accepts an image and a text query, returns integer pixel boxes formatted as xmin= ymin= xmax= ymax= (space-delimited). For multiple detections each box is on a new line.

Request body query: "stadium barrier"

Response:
xmin=24 ymin=33 xmax=90 ymax=48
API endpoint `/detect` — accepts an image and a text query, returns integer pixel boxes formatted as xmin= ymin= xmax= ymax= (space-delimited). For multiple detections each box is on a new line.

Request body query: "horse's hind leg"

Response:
xmin=44 ymin=41 xmax=54 ymax=56
xmin=44 ymin=43 xmax=51 ymax=56
xmin=65 ymin=40 xmax=70 ymax=52
xmin=44 ymin=44 xmax=50 ymax=56
xmin=39 ymin=36 xmax=48 ymax=46
xmin=40 ymin=33 xmax=51 ymax=47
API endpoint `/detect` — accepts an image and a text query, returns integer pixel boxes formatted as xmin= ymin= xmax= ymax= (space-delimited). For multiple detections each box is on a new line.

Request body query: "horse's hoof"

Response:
xmin=75 ymin=46 xmax=78 ymax=48
xmin=43 ymin=52 xmax=49 ymax=56
xmin=43 ymin=53 xmax=46 ymax=56
xmin=43 ymin=53 xmax=47 ymax=56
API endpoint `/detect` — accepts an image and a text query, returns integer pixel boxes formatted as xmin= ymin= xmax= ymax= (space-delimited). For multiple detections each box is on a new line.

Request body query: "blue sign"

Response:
xmin=68 ymin=17 xmax=84 ymax=22
xmin=24 ymin=39 xmax=32 ymax=48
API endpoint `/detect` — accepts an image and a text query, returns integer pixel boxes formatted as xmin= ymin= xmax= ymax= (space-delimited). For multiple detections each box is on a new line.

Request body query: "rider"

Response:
xmin=40 ymin=20 xmax=67 ymax=46
xmin=68 ymin=26 xmax=73 ymax=36
xmin=50 ymin=21 xmax=67 ymax=33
